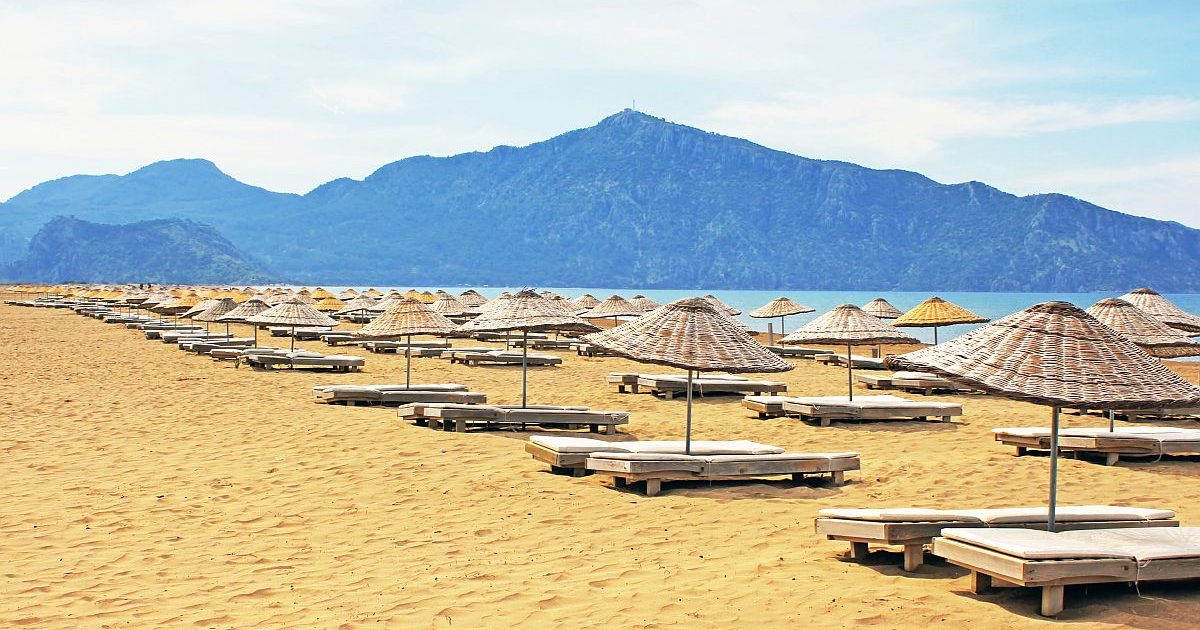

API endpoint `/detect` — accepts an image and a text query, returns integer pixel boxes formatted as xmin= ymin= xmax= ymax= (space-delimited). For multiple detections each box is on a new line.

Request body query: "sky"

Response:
xmin=2 ymin=0 xmax=1199 ymax=227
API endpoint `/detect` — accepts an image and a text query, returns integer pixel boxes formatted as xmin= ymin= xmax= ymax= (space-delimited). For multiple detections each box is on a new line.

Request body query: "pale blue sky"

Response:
xmin=2 ymin=0 xmax=1198 ymax=226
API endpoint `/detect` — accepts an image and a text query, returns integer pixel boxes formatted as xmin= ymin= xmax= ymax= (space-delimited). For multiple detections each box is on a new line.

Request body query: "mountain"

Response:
xmin=1 ymin=216 xmax=275 ymax=284
xmin=2 ymin=109 xmax=1199 ymax=291
xmin=0 ymin=159 xmax=296 ymax=265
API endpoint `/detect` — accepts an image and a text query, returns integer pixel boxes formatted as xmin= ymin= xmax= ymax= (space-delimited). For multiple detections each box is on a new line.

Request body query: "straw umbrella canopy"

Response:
xmin=183 ymin=299 xmax=220 ymax=322
xmin=583 ymin=297 xmax=792 ymax=453
xmin=430 ymin=294 xmax=469 ymax=317
xmin=749 ymin=297 xmax=815 ymax=345
xmin=310 ymin=287 xmax=336 ymax=300
xmin=336 ymin=294 xmax=380 ymax=325
xmin=781 ymin=304 xmax=919 ymax=399
xmin=458 ymin=290 xmax=487 ymax=307
xmin=581 ymin=294 xmax=642 ymax=325
xmin=337 ymin=288 xmax=358 ymax=300
xmin=418 ymin=291 xmax=437 ymax=304
xmin=893 ymin=296 xmax=989 ymax=344
xmin=217 ymin=297 xmax=272 ymax=345
xmin=152 ymin=293 xmax=203 ymax=321
xmin=1086 ymin=298 xmax=1200 ymax=359
xmin=369 ymin=293 xmax=406 ymax=313
xmin=702 ymin=294 xmax=741 ymax=316
xmin=314 ymin=296 xmax=344 ymax=312
xmin=862 ymin=297 xmax=902 ymax=319
xmin=192 ymin=298 xmax=239 ymax=335
xmin=573 ymin=294 xmax=600 ymax=309
xmin=455 ymin=289 xmax=599 ymax=406
xmin=886 ymin=301 xmax=1200 ymax=530
xmin=1119 ymin=288 xmax=1200 ymax=334
xmin=247 ymin=297 xmax=338 ymax=351
xmin=629 ymin=295 xmax=661 ymax=313
xmin=353 ymin=298 xmax=456 ymax=387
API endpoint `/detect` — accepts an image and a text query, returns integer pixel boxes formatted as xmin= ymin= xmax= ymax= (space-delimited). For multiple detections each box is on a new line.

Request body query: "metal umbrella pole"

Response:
xmin=847 ymin=342 xmax=854 ymax=401
xmin=1048 ymin=406 xmax=1060 ymax=532
xmin=405 ymin=333 xmax=413 ymax=389
xmin=685 ymin=369 xmax=694 ymax=455
xmin=521 ymin=329 xmax=529 ymax=408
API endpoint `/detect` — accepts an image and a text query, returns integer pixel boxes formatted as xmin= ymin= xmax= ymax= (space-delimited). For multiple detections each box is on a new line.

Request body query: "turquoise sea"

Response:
xmin=310 ymin=286 xmax=1200 ymax=347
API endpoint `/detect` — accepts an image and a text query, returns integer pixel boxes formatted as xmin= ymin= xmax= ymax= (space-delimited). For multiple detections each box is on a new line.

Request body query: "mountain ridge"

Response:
xmin=2 ymin=109 xmax=1197 ymax=290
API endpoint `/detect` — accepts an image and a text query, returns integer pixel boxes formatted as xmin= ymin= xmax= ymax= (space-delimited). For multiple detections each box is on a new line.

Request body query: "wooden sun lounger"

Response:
xmin=767 ymin=346 xmax=833 ymax=358
xmin=510 ymin=338 xmax=577 ymax=350
xmin=447 ymin=351 xmax=562 ymax=367
xmin=180 ymin=338 xmax=255 ymax=353
xmin=636 ymin=375 xmax=787 ymax=399
xmin=241 ymin=352 xmax=364 ymax=372
xmin=361 ymin=340 xmax=452 ymax=353
xmin=144 ymin=326 xmax=206 ymax=339
xmin=472 ymin=332 xmax=549 ymax=342
xmin=606 ymin=372 xmax=749 ymax=394
xmin=815 ymin=506 xmax=1178 ymax=571
xmin=992 ymin=427 xmax=1200 ymax=465
xmin=311 ymin=383 xmax=478 ymax=406
xmin=160 ymin=332 xmax=231 ymax=344
xmin=932 ymin=527 xmax=1200 ymax=616
xmin=815 ymin=354 xmax=887 ymax=369
xmin=398 ymin=403 xmax=626 ymax=434
xmin=780 ymin=395 xmax=963 ymax=426
xmin=1066 ymin=406 xmax=1200 ymax=421
xmin=854 ymin=372 xmax=973 ymax=395
xmin=571 ymin=342 xmax=615 ymax=357
xmin=209 ymin=346 xmax=280 ymax=361
xmin=432 ymin=346 xmax=492 ymax=359
xmin=585 ymin=451 xmax=860 ymax=496
xmin=525 ymin=436 xmax=787 ymax=476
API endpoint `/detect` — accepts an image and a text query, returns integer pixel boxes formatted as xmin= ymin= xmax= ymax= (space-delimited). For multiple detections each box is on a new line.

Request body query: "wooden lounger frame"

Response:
xmin=587 ymin=456 xmax=859 ymax=496
xmin=994 ymin=431 xmax=1200 ymax=466
xmin=782 ymin=401 xmax=960 ymax=427
xmin=817 ymin=517 xmax=1179 ymax=572
xmin=932 ymin=535 xmax=1200 ymax=616
xmin=448 ymin=352 xmax=562 ymax=367
xmin=637 ymin=377 xmax=786 ymax=400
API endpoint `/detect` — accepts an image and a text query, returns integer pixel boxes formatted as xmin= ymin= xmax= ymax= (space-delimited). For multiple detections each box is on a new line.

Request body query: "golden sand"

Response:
xmin=2 ymin=303 xmax=1199 ymax=628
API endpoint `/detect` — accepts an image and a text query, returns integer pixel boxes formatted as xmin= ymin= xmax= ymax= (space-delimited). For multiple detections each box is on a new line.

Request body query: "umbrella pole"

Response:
xmin=290 ymin=326 xmax=296 ymax=352
xmin=847 ymin=342 xmax=854 ymax=401
xmin=405 ymin=333 xmax=412 ymax=389
xmin=1048 ymin=406 xmax=1060 ymax=532
xmin=1108 ymin=409 xmax=1115 ymax=432
xmin=780 ymin=315 xmax=786 ymax=339
xmin=685 ymin=369 xmax=694 ymax=455
xmin=521 ymin=329 xmax=529 ymax=408
xmin=933 ymin=326 xmax=939 ymax=345
xmin=253 ymin=323 xmax=258 ymax=347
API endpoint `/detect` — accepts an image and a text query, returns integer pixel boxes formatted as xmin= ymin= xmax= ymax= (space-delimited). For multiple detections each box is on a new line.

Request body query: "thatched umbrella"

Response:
xmin=369 ymin=293 xmax=406 ymax=313
xmin=217 ymin=297 xmax=272 ymax=345
xmin=862 ymin=297 xmax=902 ymax=319
xmin=182 ymin=298 xmax=220 ymax=321
xmin=1119 ymin=288 xmax=1200 ymax=333
xmin=247 ymin=297 xmax=338 ymax=351
xmin=893 ymin=296 xmax=989 ymax=344
xmin=1086 ymin=298 xmax=1200 ymax=359
xmin=314 ymin=296 xmax=345 ymax=312
xmin=335 ymin=294 xmax=380 ymax=325
xmin=430 ymin=294 xmax=469 ymax=318
xmin=702 ymin=294 xmax=741 ymax=316
xmin=887 ymin=301 xmax=1200 ymax=530
xmin=152 ymin=293 xmax=203 ymax=323
xmin=581 ymin=294 xmax=642 ymax=326
xmin=458 ymin=290 xmax=488 ymax=307
xmin=337 ymin=288 xmax=358 ymax=300
xmin=353 ymin=298 xmax=455 ymax=387
xmin=583 ymin=298 xmax=792 ymax=453
xmin=573 ymin=294 xmax=600 ymax=310
xmin=629 ymin=295 xmax=661 ymax=313
xmin=311 ymin=287 xmax=336 ymax=300
xmin=455 ymin=290 xmax=599 ymax=406
xmin=192 ymin=298 xmax=239 ymax=336
xmin=749 ymin=297 xmax=814 ymax=345
xmin=781 ymin=304 xmax=918 ymax=399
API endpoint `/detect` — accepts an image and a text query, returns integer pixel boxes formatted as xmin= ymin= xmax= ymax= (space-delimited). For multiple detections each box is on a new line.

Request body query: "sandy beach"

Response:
xmin=2 ymin=301 xmax=1199 ymax=628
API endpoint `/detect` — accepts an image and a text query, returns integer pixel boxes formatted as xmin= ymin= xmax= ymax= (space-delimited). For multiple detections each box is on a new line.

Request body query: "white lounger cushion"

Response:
xmin=942 ymin=528 xmax=1134 ymax=560
xmin=528 ymin=436 xmax=785 ymax=455
xmin=588 ymin=452 xmax=856 ymax=463
xmin=943 ymin=527 xmax=1200 ymax=561
xmin=994 ymin=427 xmax=1199 ymax=438
xmin=820 ymin=505 xmax=1175 ymax=523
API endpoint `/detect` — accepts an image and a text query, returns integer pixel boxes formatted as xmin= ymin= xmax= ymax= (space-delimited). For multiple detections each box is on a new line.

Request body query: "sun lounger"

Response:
xmin=993 ymin=426 xmax=1200 ymax=465
xmin=510 ymin=338 xmax=577 ymax=350
xmin=932 ymin=526 xmax=1200 ymax=616
xmin=816 ymin=505 xmax=1178 ymax=572
xmin=361 ymin=340 xmax=452 ymax=354
xmin=160 ymin=332 xmax=231 ymax=344
xmin=311 ymin=383 xmax=480 ymax=406
xmin=179 ymin=338 xmax=255 ymax=353
xmin=432 ymin=346 xmax=492 ymax=359
xmin=447 ymin=350 xmax=562 ymax=367
xmin=815 ymin=354 xmax=886 ymax=369
xmin=854 ymin=371 xmax=973 ymax=395
xmin=767 ymin=346 xmax=833 ymax=358
xmin=209 ymin=346 xmax=281 ymax=361
xmin=571 ymin=342 xmax=615 ymax=357
xmin=585 ymin=451 xmax=860 ymax=496
xmin=636 ymin=375 xmax=787 ymax=399
xmin=606 ymin=372 xmax=749 ymax=394
xmin=398 ymin=403 xmax=627 ymax=434
xmin=144 ymin=325 xmax=206 ymax=339
xmin=779 ymin=395 xmax=963 ymax=426
xmin=525 ymin=436 xmax=785 ymax=476
xmin=269 ymin=326 xmax=333 ymax=338
xmin=241 ymin=351 xmax=364 ymax=372
xmin=472 ymin=332 xmax=548 ymax=342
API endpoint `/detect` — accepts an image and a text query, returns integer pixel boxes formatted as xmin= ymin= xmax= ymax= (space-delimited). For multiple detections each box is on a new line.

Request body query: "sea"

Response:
xmin=304 ymin=286 xmax=1200 ymax=350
